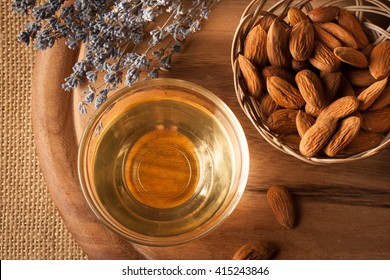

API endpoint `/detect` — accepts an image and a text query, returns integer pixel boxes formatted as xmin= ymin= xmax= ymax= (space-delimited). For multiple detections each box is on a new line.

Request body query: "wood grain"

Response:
xmin=32 ymin=0 xmax=390 ymax=259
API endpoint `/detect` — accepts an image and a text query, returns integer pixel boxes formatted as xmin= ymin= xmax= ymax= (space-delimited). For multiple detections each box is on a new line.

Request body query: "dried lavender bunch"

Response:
xmin=12 ymin=0 xmax=219 ymax=113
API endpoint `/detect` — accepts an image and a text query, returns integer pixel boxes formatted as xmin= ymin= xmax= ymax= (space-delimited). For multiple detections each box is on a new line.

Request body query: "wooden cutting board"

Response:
xmin=31 ymin=0 xmax=390 ymax=259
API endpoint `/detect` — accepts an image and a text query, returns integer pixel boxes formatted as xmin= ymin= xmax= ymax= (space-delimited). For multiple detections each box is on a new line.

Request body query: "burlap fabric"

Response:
xmin=0 ymin=1 xmax=86 ymax=259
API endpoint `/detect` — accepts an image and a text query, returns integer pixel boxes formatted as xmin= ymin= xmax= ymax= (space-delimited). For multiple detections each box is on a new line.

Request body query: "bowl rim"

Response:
xmin=77 ymin=78 xmax=250 ymax=246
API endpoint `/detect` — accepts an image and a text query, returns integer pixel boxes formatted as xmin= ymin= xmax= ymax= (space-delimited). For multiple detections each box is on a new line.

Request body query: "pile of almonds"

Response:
xmin=238 ymin=6 xmax=390 ymax=158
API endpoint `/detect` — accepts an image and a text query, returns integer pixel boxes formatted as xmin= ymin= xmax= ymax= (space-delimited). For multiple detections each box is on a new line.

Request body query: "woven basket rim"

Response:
xmin=231 ymin=0 xmax=390 ymax=164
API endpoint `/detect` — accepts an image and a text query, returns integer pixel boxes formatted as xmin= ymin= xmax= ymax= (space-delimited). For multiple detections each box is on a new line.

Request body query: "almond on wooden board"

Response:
xmin=337 ymin=8 xmax=369 ymax=50
xmin=344 ymin=68 xmax=376 ymax=87
xmin=319 ymin=22 xmax=359 ymax=49
xmin=296 ymin=110 xmax=315 ymax=137
xmin=266 ymin=76 xmax=305 ymax=109
xmin=267 ymin=185 xmax=296 ymax=229
xmin=307 ymin=6 xmax=339 ymax=23
xmin=244 ymin=25 xmax=268 ymax=69
xmin=313 ymin=23 xmax=342 ymax=51
xmin=267 ymin=19 xmax=291 ymax=68
xmin=267 ymin=109 xmax=298 ymax=134
xmin=289 ymin=20 xmax=314 ymax=61
xmin=238 ymin=54 xmax=263 ymax=98
xmin=323 ymin=116 xmax=361 ymax=157
xmin=342 ymin=130 xmax=385 ymax=155
xmin=260 ymin=94 xmax=280 ymax=120
xmin=299 ymin=117 xmax=338 ymax=157
xmin=357 ymin=77 xmax=388 ymax=110
xmin=317 ymin=96 xmax=359 ymax=121
xmin=232 ymin=243 xmax=277 ymax=260
xmin=369 ymin=41 xmax=390 ymax=80
xmin=296 ymin=69 xmax=326 ymax=109
xmin=309 ymin=40 xmax=341 ymax=72
xmin=369 ymin=85 xmax=390 ymax=110
xmin=287 ymin=7 xmax=308 ymax=26
xmin=361 ymin=107 xmax=390 ymax=133
xmin=333 ymin=47 xmax=368 ymax=68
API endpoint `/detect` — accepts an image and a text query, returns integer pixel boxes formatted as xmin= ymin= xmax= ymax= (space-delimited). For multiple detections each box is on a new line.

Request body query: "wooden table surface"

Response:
xmin=32 ymin=0 xmax=390 ymax=259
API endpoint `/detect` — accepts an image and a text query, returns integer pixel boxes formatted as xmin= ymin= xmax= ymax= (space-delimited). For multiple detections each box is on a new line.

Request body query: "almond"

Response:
xmin=305 ymin=103 xmax=322 ymax=117
xmin=262 ymin=65 xmax=296 ymax=85
xmin=342 ymin=130 xmax=385 ymax=155
xmin=292 ymin=59 xmax=312 ymax=72
xmin=267 ymin=76 xmax=305 ymax=109
xmin=344 ymin=68 xmax=376 ymax=87
xmin=287 ymin=7 xmax=308 ymax=26
xmin=361 ymin=107 xmax=390 ymax=133
xmin=369 ymin=85 xmax=390 ymax=110
xmin=238 ymin=54 xmax=263 ymax=98
xmin=280 ymin=134 xmax=301 ymax=150
xmin=320 ymin=22 xmax=359 ymax=49
xmin=320 ymin=71 xmax=341 ymax=104
xmin=244 ymin=25 xmax=268 ymax=68
xmin=289 ymin=20 xmax=315 ymax=61
xmin=308 ymin=6 xmax=340 ymax=23
xmin=323 ymin=116 xmax=361 ymax=157
xmin=299 ymin=117 xmax=338 ymax=157
xmin=296 ymin=69 xmax=326 ymax=109
xmin=267 ymin=185 xmax=296 ymax=229
xmin=337 ymin=9 xmax=369 ymax=50
xmin=267 ymin=19 xmax=291 ymax=68
xmin=233 ymin=243 xmax=277 ymax=260
xmin=333 ymin=47 xmax=368 ymax=68
xmin=313 ymin=23 xmax=342 ymax=50
xmin=357 ymin=77 xmax=388 ymax=110
xmin=317 ymin=96 xmax=359 ymax=121
xmin=369 ymin=41 xmax=390 ymax=80
xmin=309 ymin=40 xmax=341 ymax=72
xmin=260 ymin=94 xmax=280 ymax=120
xmin=258 ymin=14 xmax=277 ymax=32
xmin=296 ymin=110 xmax=315 ymax=137
xmin=267 ymin=109 xmax=298 ymax=134
xmin=361 ymin=44 xmax=375 ymax=59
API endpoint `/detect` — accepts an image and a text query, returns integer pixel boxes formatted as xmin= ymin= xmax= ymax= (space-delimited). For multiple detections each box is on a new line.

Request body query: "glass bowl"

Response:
xmin=78 ymin=78 xmax=249 ymax=246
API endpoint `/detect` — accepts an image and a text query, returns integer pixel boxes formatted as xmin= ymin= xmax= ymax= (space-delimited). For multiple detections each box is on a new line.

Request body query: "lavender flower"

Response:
xmin=12 ymin=0 xmax=220 ymax=113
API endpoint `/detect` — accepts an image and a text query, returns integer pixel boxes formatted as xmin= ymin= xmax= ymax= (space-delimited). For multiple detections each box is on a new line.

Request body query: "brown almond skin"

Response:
xmin=238 ymin=54 xmax=263 ymax=98
xmin=296 ymin=110 xmax=315 ymax=138
xmin=313 ymin=23 xmax=342 ymax=51
xmin=320 ymin=71 xmax=342 ymax=104
xmin=357 ymin=77 xmax=388 ymax=110
xmin=289 ymin=20 xmax=315 ymax=61
xmin=292 ymin=59 xmax=312 ymax=72
xmin=305 ymin=103 xmax=322 ymax=117
xmin=369 ymin=41 xmax=390 ymax=80
xmin=342 ymin=130 xmax=384 ymax=155
xmin=320 ymin=22 xmax=359 ymax=49
xmin=309 ymin=41 xmax=341 ymax=72
xmin=317 ymin=96 xmax=359 ymax=121
xmin=267 ymin=109 xmax=298 ymax=134
xmin=299 ymin=117 xmax=338 ymax=157
xmin=308 ymin=6 xmax=340 ymax=23
xmin=267 ymin=76 xmax=305 ymax=109
xmin=262 ymin=65 xmax=296 ymax=85
xmin=267 ymin=185 xmax=296 ymax=229
xmin=257 ymin=14 xmax=277 ymax=32
xmin=288 ymin=7 xmax=308 ymax=26
xmin=267 ymin=19 xmax=291 ymax=68
xmin=260 ymin=94 xmax=280 ymax=120
xmin=361 ymin=44 xmax=375 ymax=59
xmin=324 ymin=116 xmax=361 ymax=157
xmin=244 ymin=25 xmax=268 ymax=69
xmin=233 ymin=243 xmax=278 ymax=260
xmin=369 ymin=85 xmax=390 ymax=110
xmin=333 ymin=47 xmax=368 ymax=68
xmin=280 ymin=134 xmax=301 ymax=150
xmin=338 ymin=9 xmax=369 ymax=50
xmin=344 ymin=69 xmax=376 ymax=87
xmin=361 ymin=107 xmax=390 ymax=133
xmin=296 ymin=69 xmax=326 ymax=109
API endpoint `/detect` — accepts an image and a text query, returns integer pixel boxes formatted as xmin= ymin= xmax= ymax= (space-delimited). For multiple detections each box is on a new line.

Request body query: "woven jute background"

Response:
xmin=0 ymin=1 xmax=86 ymax=259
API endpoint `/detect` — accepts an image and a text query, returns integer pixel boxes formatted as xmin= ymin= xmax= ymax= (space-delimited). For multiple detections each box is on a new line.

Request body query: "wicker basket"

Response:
xmin=231 ymin=0 xmax=390 ymax=164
